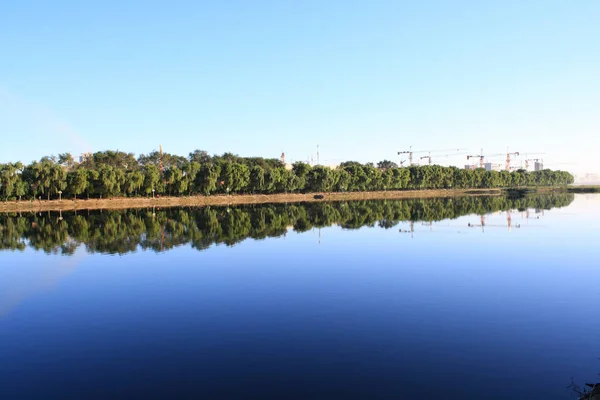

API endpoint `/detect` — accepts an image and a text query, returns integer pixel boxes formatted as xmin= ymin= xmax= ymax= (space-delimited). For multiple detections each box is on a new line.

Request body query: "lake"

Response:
xmin=1 ymin=193 xmax=599 ymax=399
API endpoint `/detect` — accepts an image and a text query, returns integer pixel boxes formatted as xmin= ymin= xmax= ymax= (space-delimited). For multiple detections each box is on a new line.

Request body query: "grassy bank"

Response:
xmin=566 ymin=185 xmax=600 ymax=193
xmin=520 ymin=185 xmax=600 ymax=194
xmin=0 ymin=188 xmax=504 ymax=212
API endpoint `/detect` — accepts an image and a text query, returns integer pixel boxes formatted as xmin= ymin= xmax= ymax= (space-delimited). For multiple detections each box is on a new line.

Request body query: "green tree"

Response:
xmin=58 ymin=153 xmax=76 ymax=170
xmin=188 ymin=150 xmax=212 ymax=164
xmin=219 ymin=163 xmax=250 ymax=193
xmin=66 ymin=168 xmax=89 ymax=199
xmin=142 ymin=165 xmax=161 ymax=196
xmin=98 ymin=165 xmax=125 ymax=198
xmin=0 ymin=162 xmax=23 ymax=201
xmin=377 ymin=160 xmax=398 ymax=169
xmin=165 ymin=166 xmax=187 ymax=196
xmin=292 ymin=162 xmax=311 ymax=192
xmin=23 ymin=160 xmax=67 ymax=200
xmin=124 ymin=170 xmax=145 ymax=196
xmin=265 ymin=168 xmax=282 ymax=193
xmin=250 ymin=165 xmax=266 ymax=193
xmin=14 ymin=179 xmax=27 ymax=201
xmin=308 ymin=166 xmax=337 ymax=192
xmin=0 ymin=149 xmax=577 ymax=202
xmin=183 ymin=162 xmax=201 ymax=195
xmin=86 ymin=169 xmax=100 ymax=199
xmin=196 ymin=163 xmax=221 ymax=195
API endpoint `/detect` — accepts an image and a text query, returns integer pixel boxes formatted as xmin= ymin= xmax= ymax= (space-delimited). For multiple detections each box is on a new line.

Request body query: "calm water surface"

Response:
xmin=1 ymin=194 xmax=599 ymax=399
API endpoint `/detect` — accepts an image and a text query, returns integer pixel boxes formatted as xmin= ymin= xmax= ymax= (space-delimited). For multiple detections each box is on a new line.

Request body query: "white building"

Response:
xmin=484 ymin=163 xmax=504 ymax=172
xmin=78 ymin=152 xmax=92 ymax=163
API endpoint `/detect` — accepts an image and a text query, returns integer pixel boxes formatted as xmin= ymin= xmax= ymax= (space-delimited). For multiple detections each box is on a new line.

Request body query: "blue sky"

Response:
xmin=1 ymin=0 xmax=599 ymax=175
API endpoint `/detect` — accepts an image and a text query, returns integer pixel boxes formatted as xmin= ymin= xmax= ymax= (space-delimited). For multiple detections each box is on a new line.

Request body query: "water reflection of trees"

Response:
xmin=0 ymin=194 xmax=574 ymax=256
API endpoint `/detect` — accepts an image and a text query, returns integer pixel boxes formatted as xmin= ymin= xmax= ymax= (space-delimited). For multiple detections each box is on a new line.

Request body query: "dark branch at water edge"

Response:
xmin=505 ymin=186 xmax=600 ymax=197
xmin=564 ymin=186 xmax=600 ymax=194
xmin=0 ymin=194 xmax=574 ymax=256
xmin=569 ymin=359 xmax=600 ymax=400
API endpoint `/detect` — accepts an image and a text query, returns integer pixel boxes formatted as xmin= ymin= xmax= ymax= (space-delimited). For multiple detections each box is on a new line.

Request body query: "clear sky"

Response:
xmin=1 ymin=0 xmax=599 ymax=176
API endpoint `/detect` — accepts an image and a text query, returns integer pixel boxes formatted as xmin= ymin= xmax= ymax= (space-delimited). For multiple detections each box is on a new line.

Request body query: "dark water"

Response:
xmin=1 ymin=194 xmax=599 ymax=399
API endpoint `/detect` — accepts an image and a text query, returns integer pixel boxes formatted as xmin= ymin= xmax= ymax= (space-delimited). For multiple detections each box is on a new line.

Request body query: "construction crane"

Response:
xmin=521 ymin=208 xmax=544 ymax=221
xmin=524 ymin=158 xmax=540 ymax=171
xmin=399 ymin=147 xmax=465 ymax=166
xmin=466 ymin=149 xmax=486 ymax=169
xmin=159 ymin=145 xmax=164 ymax=175
xmin=399 ymin=220 xmax=415 ymax=238
xmin=398 ymin=147 xmax=413 ymax=166
xmin=421 ymin=151 xmax=468 ymax=166
xmin=520 ymin=153 xmax=546 ymax=171
xmin=466 ymin=155 xmax=484 ymax=169
xmin=466 ymin=215 xmax=491 ymax=233
xmin=467 ymin=212 xmax=521 ymax=232
xmin=505 ymin=149 xmax=520 ymax=171
xmin=465 ymin=150 xmax=504 ymax=169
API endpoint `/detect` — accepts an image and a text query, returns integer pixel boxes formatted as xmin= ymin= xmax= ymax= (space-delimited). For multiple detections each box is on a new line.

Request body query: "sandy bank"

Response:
xmin=0 ymin=189 xmax=503 ymax=213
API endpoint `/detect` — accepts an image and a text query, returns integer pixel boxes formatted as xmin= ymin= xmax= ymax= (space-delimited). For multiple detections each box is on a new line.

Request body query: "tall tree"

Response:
xmin=377 ymin=160 xmax=398 ymax=169
xmin=98 ymin=165 xmax=125 ymax=198
xmin=142 ymin=165 xmax=161 ymax=196
xmin=250 ymin=165 xmax=266 ymax=193
xmin=124 ymin=170 xmax=145 ymax=196
xmin=0 ymin=162 xmax=23 ymax=201
xmin=189 ymin=150 xmax=212 ymax=164
xmin=292 ymin=162 xmax=311 ymax=192
xmin=58 ymin=153 xmax=75 ymax=170
xmin=66 ymin=169 xmax=89 ymax=199
xmin=24 ymin=160 xmax=67 ymax=200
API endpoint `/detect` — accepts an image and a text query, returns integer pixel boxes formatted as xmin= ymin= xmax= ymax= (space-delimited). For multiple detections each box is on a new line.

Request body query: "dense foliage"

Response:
xmin=0 ymin=194 xmax=574 ymax=255
xmin=0 ymin=151 xmax=574 ymax=201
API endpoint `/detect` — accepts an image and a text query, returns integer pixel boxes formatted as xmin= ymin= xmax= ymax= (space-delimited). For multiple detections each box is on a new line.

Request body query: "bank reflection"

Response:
xmin=0 ymin=194 xmax=574 ymax=256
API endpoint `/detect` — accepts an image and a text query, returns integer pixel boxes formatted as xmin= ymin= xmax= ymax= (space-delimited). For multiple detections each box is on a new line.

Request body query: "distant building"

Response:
xmin=484 ymin=163 xmax=503 ymax=172
xmin=464 ymin=165 xmax=477 ymax=170
xmin=534 ymin=161 xmax=544 ymax=171
xmin=78 ymin=152 xmax=92 ymax=163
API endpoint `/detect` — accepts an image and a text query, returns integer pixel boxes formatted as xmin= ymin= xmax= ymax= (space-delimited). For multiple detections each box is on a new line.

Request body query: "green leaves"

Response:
xmin=98 ymin=165 xmax=125 ymax=197
xmin=196 ymin=163 xmax=221 ymax=195
xmin=21 ymin=160 xmax=66 ymax=200
xmin=0 ymin=152 xmax=575 ymax=201
xmin=66 ymin=168 xmax=89 ymax=199
xmin=250 ymin=165 xmax=266 ymax=193
xmin=124 ymin=170 xmax=145 ymax=196
xmin=0 ymin=163 xmax=22 ymax=201
xmin=142 ymin=165 xmax=161 ymax=196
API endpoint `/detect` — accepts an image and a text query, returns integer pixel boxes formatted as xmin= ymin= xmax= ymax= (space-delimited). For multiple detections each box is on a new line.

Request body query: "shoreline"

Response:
xmin=0 ymin=189 xmax=505 ymax=213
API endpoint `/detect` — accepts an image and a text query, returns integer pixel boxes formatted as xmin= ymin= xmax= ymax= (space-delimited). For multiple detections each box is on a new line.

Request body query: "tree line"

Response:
xmin=0 ymin=194 xmax=574 ymax=255
xmin=0 ymin=150 xmax=574 ymax=201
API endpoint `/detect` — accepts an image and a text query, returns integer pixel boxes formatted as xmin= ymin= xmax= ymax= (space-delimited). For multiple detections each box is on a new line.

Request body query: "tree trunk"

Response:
xmin=47 ymin=193 xmax=50 ymax=201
